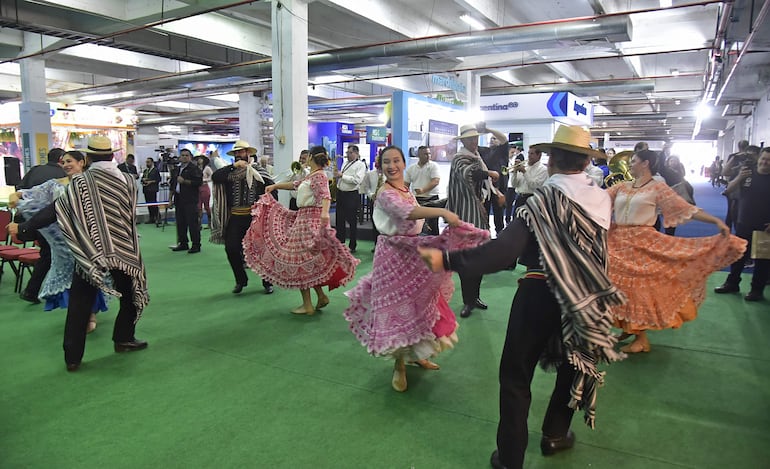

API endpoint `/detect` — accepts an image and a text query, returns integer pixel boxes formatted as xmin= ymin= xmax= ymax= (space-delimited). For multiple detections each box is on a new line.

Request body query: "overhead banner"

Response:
xmin=479 ymin=92 xmax=593 ymax=126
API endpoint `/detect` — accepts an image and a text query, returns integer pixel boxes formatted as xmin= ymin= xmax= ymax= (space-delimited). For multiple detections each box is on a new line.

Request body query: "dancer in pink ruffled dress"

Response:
xmin=243 ymin=146 xmax=359 ymax=314
xmin=344 ymin=145 xmax=489 ymax=392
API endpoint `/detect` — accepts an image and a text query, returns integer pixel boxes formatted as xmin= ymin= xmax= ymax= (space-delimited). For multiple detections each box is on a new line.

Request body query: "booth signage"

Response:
xmin=479 ymin=92 xmax=593 ymax=126
xmin=338 ymin=123 xmax=354 ymax=136
xmin=366 ymin=126 xmax=388 ymax=143
xmin=432 ymin=75 xmax=467 ymax=95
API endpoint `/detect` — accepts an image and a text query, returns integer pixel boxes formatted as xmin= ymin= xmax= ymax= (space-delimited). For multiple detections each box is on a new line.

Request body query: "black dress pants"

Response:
xmin=504 ymin=188 xmax=516 ymax=223
xmin=175 ymin=202 xmax=201 ymax=248
xmin=726 ymin=223 xmax=770 ymax=292
xmin=64 ymin=270 xmax=138 ymax=365
xmin=23 ymin=234 xmax=51 ymax=297
xmin=335 ymin=190 xmax=360 ymax=249
xmin=496 ymin=278 xmax=576 ymax=469
xmin=459 ymin=272 xmax=482 ymax=306
xmin=416 ymin=195 xmax=439 ymax=235
xmin=225 ymin=214 xmax=271 ymax=289
xmin=144 ymin=190 xmax=159 ymax=222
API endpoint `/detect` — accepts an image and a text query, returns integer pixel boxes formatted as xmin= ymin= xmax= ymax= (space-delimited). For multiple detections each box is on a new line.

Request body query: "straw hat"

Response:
xmin=530 ymin=125 xmax=600 ymax=158
xmin=78 ymin=135 xmax=120 ymax=155
xmin=227 ymin=139 xmax=257 ymax=156
xmin=455 ymin=124 xmax=482 ymax=140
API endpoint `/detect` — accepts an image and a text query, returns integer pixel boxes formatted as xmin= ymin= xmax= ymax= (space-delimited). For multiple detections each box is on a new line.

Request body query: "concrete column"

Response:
xmin=239 ymin=91 xmax=263 ymax=157
xmin=19 ymin=32 xmax=52 ymax=168
xmin=272 ymin=0 xmax=308 ymax=205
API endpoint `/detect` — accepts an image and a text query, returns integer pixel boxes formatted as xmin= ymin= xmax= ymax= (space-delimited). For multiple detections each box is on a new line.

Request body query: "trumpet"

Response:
xmin=291 ymin=161 xmax=303 ymax=174
xmin=502 ymin=161 xmax=525 ymax=175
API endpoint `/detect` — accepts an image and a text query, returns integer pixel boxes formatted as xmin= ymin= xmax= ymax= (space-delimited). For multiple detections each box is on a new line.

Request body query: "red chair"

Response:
xmin=17 ymin=250 xmax=41 ymax=293
xmin=0 ymin=233 xmax=38 ymax=289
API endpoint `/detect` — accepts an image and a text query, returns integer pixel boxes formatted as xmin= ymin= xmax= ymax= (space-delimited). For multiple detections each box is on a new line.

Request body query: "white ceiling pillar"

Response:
xmin=271 ymin=0 xmax=309 ymax=206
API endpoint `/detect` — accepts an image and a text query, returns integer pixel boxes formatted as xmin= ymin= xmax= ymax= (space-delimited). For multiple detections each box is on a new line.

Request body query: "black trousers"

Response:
xmin=225 ymin=214 xmax=271 ymax=288
xmin=175 ymin=202 xmax=201 ymax=247
xmin=485 ymin=198 xmax=505 ymax=234
xmin=64 ymin=270 xmax=138 ymax=365
xmin=497 ymin=278 xmax=576 ymax=469
xmin=416 ymin=195 xmax=440 ymax=235
xmin=459 ymin=272 xmax=482 ymax=306
xmin=23 ymin=233 xmax=51 ymax=297
xmin=144 ymin=190 xmax=159 ymax=222
xmin=726 ymin=223 xmax=770 ymax=292
xmin=335 ymin=190 xmax=360 ymax=249
xmin=504 ymin=188 xmax=517 ymax=223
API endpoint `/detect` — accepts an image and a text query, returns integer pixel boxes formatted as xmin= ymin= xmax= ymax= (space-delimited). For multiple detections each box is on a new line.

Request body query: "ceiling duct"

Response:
xmin=483 ymin=79 xmax=653 ymax=96
xmin=50 ymin=15 xmax=632 ymax=104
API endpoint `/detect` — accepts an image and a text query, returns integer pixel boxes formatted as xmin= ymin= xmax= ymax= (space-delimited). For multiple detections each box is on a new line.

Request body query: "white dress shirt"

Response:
xmin=336 ymin=159 xmax=366 ymax=192
xmin=511 ymin=162 xmax=549 ymax=195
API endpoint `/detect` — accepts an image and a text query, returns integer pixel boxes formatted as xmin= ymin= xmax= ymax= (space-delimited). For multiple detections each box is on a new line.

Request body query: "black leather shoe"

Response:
xmin=714 ymin=283 xmax=739 ymax=294
xmin=144 ymin=220 xmax=155 ymax=224
xmin=66 ymin=363 xmax=80 ymax=372
xmin=232 ymin=284 xmax=246 ymax=294
xmin=541 ymin=430 xmax=575 ymax=456
xmin=19 ymin=291 xmax=41 ymax=304
xmin=114 ymin=339 xmax=148 ymax=353
xmin=187 ymin=246 xmax=201 ymax=254
xmin=489 ymin=450 xmax=508 ymax=469
xmin=745 ymin=290 xmax=764 ymax=302
xmin=349 ymin=246 xmax=357 ymax=253
xmin=171 ymin=244 xmax=189 ymax=251
xmin=460 ymin=304 xmax=473 ymax=318
xmin=264 ymin=285 xmax=274 ymax=294
xmin=474 ymin=298 xmax=488 ymax=310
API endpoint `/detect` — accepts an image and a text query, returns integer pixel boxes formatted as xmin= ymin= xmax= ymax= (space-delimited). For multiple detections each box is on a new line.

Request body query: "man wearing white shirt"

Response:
xmin=405 ymin=146 xmax=441 ymax=234
xmin=505 ymin=147 xmax=525 ymax=224
xmin=511 ymin=147 xmax=549 ymax=210
xmin=277 ymin=149 xmax=310 ymax=210
xmin=333 ymin=145 xmax=367 ymax=252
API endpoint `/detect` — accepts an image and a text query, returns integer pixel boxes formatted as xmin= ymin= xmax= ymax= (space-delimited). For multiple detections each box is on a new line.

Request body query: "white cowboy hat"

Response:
xmin=78 ymin=135 xmax=120 ymax=155
xmin=530 ymin=125 xmax=601 ymax=159
xmin=454 ymin=124 xmax=482 ymax=140
xmin=227 ymin=139 xmax=257 ymax=156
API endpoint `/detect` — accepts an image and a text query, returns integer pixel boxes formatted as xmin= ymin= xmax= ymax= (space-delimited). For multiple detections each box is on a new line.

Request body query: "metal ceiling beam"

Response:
xmin=49 ymin=14 xmax=632 ymax=103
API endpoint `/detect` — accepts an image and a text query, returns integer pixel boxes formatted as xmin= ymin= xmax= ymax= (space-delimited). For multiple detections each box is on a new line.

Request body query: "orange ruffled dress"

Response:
xmin=607 ymin=180 xmax=746 ymax=332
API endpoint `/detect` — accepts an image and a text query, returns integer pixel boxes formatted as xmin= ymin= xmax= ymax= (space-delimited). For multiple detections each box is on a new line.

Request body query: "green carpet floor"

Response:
xmin=1 ymin=223 xmax=768 ymax=468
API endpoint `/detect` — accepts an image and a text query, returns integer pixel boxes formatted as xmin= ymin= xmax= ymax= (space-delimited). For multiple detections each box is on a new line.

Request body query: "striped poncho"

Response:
xmin=519 ymin=185 xmax=627 ymax=428
xmin=446 ymin=147 xmax=489 ymax=230
xmin=56 ymin=170 xmax=149 ymax=316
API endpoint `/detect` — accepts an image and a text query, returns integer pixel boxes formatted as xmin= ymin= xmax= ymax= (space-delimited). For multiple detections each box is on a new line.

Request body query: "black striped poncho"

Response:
xmin=56 ymin=170 xmax=149 ymax=316
xmin=519 ymin=185 xmax=627 ymax=428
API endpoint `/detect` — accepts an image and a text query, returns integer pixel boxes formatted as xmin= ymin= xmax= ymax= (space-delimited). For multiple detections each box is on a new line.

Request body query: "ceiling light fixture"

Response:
xmin=675 ymin=99 xmax=681 ymax=105
xmin=558 ymin=77 xmax=568 ymax=84
xmin=671 ymin=69 xmax=680 ymax=76
xmin=459 ymin=14 xmax=485 ymax=31
xmin=660 ymin=0 xmax=673 ymax=8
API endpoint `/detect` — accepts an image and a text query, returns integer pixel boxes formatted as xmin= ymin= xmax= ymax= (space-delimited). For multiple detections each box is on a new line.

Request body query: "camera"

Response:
xmin=155 ymin=146 xmax=179 ymax=165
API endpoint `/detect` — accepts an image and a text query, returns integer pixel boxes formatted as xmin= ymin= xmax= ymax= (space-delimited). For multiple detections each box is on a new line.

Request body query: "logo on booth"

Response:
xmin=480 ymin=101 xmax=519 ymax=111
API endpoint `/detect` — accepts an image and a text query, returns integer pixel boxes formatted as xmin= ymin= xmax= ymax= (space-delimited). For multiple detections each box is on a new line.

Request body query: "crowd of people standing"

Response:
xmin=4 ymin=126 xmax=766 ymax=469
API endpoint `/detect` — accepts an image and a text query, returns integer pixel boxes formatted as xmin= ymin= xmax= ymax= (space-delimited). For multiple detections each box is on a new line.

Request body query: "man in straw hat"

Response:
xmin=169 ymin=148 xmax=203 ymax=253
xmin=210 ymin=139 xmax=276 ymax=294
xmin=446 ymin=123 xmax=501 ymax=318
xmin=419 ymin=125 xmax=626 ymax=469
xmin=11 ymin=135 xmax=150 ymax=371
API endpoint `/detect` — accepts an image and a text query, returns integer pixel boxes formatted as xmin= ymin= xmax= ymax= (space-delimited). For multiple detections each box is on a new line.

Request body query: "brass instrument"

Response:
xmin=604 ymin=150 xmax=633 ymax=187
xmin=502 ymin=161 xmax=525 ymax=175
xmin=291 ymin=161 xmax=302 ymax=174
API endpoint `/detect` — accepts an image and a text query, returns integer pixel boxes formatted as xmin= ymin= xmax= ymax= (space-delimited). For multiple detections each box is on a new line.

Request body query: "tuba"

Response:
xmin=604 ymin=151 xmax=633 ymax=187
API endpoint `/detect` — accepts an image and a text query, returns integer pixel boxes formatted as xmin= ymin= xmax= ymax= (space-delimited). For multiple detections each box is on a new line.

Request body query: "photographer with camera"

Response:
xmin=715 ymin=147 xmax=770 ymax=301
xmin=169 ymin=148 xmax=203 ymax=253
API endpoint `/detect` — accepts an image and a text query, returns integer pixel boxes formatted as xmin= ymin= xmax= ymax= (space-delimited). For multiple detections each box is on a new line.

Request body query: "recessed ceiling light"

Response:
xmin=675 ymin=99 xmax=681 ymax=105
xmin=660 ymin=0 xmax=673 ymax=8
xmin=558 ymin=77 xmax=568 ymax=83
xmin=671 ymin=69 xmax=680 ymax=76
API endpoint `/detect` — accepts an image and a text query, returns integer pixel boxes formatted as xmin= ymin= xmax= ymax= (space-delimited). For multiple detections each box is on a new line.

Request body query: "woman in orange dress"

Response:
xmin=607 ymin=150 xmax=746 ymax=353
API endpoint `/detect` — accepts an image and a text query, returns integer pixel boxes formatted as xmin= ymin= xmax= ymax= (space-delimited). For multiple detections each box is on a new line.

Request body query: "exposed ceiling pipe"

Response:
xmin=482 ymin=79 xmax=654 ymax=96
xmin=49 ymin=15 xmax=632 ymax=103
xmin=714 ymin=0 xmax=769 ymax=105
xmin=595 ymin=113 xmax=667 ymax=120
